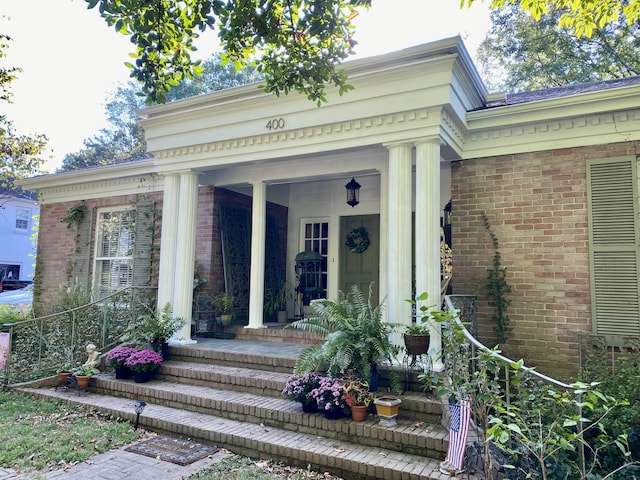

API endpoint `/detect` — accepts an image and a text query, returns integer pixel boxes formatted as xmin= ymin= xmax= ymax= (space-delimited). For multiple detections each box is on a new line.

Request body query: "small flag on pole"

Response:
xmin=443 ymin=398 xmax=471 ymax=474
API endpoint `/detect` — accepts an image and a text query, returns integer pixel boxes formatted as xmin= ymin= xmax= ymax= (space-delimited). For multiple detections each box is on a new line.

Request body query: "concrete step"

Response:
xmin=18 ymin=386 xmax=451 ymax=480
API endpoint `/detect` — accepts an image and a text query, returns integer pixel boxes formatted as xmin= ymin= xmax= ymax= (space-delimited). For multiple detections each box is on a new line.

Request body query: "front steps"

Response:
xmin=15 ymin=336 xmax=453 ymax=480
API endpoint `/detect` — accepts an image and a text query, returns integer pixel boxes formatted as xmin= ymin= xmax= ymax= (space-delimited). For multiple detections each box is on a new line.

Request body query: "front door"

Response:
xmin=340 ymin=215 xmax=380 ymax=305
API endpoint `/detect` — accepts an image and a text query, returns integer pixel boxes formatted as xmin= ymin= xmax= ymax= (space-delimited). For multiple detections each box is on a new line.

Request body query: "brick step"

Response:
xmin=221 ymin=324 xmax=324 ymax=345
xmin=167 ymin=340 xmax=306 ymax=373
xmin=18 ymin=386 xmax=449 ymax=480
xmin=89 ymin=374 xmax=448 ymax=459
xmin=153 ymin=360 xmax=443 ymax=424
xmin=156 ymin=360 xmax=291 ymax=398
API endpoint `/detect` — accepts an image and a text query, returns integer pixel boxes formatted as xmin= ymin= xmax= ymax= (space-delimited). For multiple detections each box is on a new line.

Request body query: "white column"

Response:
xmin=415 ymin=138 xmax=443 ymax=371
xmin=157 ymin=174 xmax=179 ymax=313
xmin=171 ymin=171 xmax=199 ymax=344
xmin=378 ymin=169 xmax=389 ymax=322
xmin=386 ymin=143 xmax=413 ymax=348
xmin=247 ymin=181 xmax=267 ymax=329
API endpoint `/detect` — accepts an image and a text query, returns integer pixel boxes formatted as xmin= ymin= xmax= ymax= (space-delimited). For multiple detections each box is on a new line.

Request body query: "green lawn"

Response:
xmin=0 ymin=389 xmax=139 ymax=474
xmin=0 ymin=389 xmax=343 ymax=480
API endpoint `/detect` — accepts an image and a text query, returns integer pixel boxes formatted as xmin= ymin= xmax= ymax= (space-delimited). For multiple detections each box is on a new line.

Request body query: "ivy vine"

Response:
xmin=482 ymin=211 xmax=512 ymax=343
xmin=60 ymin=203 xmax=87 ymax=230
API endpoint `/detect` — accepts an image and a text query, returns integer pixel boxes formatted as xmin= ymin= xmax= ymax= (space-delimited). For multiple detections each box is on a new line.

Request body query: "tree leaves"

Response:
xmin=85 ymin=0 xmax=370 ymax=105
xmin=477 ymin=2 xmax=640 ymax=92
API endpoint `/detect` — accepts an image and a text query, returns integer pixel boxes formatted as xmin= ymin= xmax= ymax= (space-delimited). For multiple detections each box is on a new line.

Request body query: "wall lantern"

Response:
xmin=345 ymin=177 xmax=361 ymax=207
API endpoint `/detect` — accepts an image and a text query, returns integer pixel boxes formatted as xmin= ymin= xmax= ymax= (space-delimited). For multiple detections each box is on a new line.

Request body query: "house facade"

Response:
xmin=0 ymin=193 xmax=38 ymax=287
xmin=20 ymin=37 xmax=640 ymax=380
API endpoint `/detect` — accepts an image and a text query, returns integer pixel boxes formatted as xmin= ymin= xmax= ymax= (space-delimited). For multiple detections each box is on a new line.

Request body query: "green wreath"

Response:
xmin=345 ymin=226 xmax=370 ymax=253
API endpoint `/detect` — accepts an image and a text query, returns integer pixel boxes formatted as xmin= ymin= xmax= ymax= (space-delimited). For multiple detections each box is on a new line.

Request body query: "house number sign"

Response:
xmin=266 ymin=118 xmax=285 ymax=130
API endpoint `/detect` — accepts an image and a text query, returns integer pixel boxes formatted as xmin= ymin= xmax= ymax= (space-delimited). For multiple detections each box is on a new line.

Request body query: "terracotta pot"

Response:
xmin=75 ymin=375 xmax=90 ymax=390
xmin=350 ymin=405 xmax=368 ymax=421
xmin=57 ymin=371 xmax=73 ymax=381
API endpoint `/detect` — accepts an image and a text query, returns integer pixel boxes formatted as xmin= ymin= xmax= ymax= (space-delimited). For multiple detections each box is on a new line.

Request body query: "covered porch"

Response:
xmin=142 ymin=38 xmax=484 ymax=371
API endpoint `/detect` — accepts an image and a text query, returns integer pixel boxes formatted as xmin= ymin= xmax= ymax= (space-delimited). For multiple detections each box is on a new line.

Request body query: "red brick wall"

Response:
xmin=451 ymin=141 xmax=638 ymax=380
xmin=35 ymin=193 xmax=162 ymax=314
xmin=35 ymin=187 xmax=288 ymax=317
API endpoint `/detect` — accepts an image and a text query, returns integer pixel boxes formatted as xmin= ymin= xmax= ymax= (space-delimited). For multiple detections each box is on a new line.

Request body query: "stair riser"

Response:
xmin=92 ymin=377 xmax=447 ymax=459
xmin=167 ymin=349 xmax=296 ymax=374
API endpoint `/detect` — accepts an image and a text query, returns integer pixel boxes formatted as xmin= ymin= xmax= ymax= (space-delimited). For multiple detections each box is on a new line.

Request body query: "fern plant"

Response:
xmin=287 ymin=283 xmax=400 ymax=382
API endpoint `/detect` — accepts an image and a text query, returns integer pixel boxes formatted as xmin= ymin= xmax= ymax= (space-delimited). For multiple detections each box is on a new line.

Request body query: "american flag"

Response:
xmin=445 ymin=399 xmax=471 ymax=471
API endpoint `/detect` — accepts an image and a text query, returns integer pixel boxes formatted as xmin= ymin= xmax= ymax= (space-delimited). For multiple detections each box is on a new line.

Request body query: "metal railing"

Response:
xmin=1 ymin=286 xmax=157 ymax=385
xmin=442 ymin=295 xmax=581 ymax=471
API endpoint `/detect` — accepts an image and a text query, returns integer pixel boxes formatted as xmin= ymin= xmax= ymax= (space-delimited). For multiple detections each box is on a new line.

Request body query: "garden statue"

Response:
xmin=83 ymin=343 xmax=101 ymax=370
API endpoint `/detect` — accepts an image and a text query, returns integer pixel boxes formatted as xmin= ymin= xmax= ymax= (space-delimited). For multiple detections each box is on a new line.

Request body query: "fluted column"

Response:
xmin=157 ymin=174 xmax=179 ymax=315
xmin=247 ymin=181 xmax=267 ymax=329
xmin=386 ymin=143 xmax=413 ymax=349
xmin=378 ymin=168 xmax=389 ymax=322
xmin=415 ymin=138 xmax=443 ymax=371
xmin=171 ymin=171 xmax=199 ymax=344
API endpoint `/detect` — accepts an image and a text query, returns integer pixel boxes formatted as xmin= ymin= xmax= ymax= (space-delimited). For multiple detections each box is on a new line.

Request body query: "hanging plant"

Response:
xmin=345 ymin=226 xmax=370 ymax=253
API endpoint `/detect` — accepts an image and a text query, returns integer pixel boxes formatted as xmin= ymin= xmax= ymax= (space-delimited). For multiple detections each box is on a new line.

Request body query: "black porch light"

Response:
xmin=345 ymin=177 xmax=361 ymax=207
xmin=133 ymin=400 xmax=146 ymax=430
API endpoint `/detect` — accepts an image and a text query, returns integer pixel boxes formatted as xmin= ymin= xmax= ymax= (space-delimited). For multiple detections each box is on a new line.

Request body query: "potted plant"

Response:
xmin=310 ymin=376 xmax=349 ymax=419
xmin=281 ymin=371 xmax=325 ymax=413
xmin=105 ymin=345 xmax=138 ymax=379
xmin=56 ymin=362 xmax=76 ymax=380
xmin=124 ymin=348 xmax=163 ymax=383
xmin=373 ymin=395 xmax=402 ymax=426
xmin=264 ymin=282 xmax=291 ymax=323
xmin=72 ymin=364 xmax=98 ymax=390
xmin=212 ymin=292 xmax=234 ymax=325
xmin=123 ymin=303 xmax=183 ymax=357
xmin=288 ymin=282 xmax=400 ymax=389
xmin=341 ymin=375 xmax=374 ymax=421
xmin=403 ymin=291 xmax=435 ymax=356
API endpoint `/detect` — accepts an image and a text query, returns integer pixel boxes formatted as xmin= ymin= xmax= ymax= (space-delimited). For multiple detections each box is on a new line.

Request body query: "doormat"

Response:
xmin=126 ymin=436 xmax=217 ymax=466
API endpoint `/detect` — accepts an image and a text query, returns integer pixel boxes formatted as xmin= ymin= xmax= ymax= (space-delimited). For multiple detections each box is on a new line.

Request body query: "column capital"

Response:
xmin=414 ymin=135 xmax=444 ymax=148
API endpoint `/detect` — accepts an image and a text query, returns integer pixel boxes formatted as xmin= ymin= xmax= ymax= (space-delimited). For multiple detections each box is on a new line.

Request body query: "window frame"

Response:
xmin=92 ymin=206 xmax=136 ymax=297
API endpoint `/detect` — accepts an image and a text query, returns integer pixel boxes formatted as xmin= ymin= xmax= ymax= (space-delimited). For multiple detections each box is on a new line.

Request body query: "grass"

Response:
xmin=0 ymin=389 xmax=139 ymax=474
xmin=186 ymin=455 xmax=343 ymax=480
xmin=0 ymin=389 xmax=343 ymax=480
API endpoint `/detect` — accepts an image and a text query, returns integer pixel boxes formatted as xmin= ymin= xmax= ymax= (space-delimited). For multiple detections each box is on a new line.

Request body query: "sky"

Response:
xmin=2 ymin=0 xmax=492 ymax=172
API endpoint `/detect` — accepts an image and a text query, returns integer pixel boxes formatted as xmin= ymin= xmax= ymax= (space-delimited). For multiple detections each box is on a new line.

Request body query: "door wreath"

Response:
xmin=345 ymin=227 xmax=370 ymax=253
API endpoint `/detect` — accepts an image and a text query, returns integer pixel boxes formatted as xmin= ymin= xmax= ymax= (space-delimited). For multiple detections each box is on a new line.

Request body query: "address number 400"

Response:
xmin=266 ymin=118 xmax=285 ymax=130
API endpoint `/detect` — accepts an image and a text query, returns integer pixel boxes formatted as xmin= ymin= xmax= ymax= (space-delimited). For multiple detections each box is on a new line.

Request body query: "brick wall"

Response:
xmin=451 ymin=141 xmax=638 ymax=380
xmin=36 ymin=187 xmax=288 ymax=319
xmin=35 ymin=193 xmax=161 ymax=314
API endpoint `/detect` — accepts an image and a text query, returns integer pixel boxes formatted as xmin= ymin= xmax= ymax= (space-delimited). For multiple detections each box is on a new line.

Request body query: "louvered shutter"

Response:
xmin=587 ymin=156 xmax=640 ymax=337
xmin=132 ymin=201 xmax=153 ymax=287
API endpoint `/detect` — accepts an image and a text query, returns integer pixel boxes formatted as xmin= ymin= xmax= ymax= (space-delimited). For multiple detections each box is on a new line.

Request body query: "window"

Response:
xmin=15 ymin=208 xmax=30 ymax=230
xmin=0 ymin=264 xmax=20 ymax=280
xmin=587 ymin=156 xmax=640 ymax=337
xmin=302 ymin=219 xmax=329 ymax=298
xmin=93 ymin=208 xmax=135 ymax=297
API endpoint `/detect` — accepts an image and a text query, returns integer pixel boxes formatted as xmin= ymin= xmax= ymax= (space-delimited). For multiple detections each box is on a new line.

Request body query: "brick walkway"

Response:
xmin=0 ymin=441 xmax=229 ymax=480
